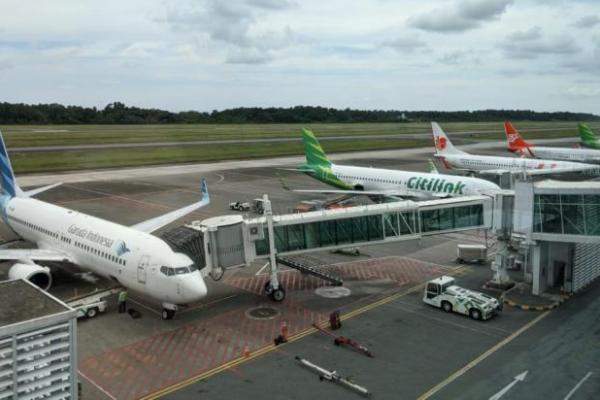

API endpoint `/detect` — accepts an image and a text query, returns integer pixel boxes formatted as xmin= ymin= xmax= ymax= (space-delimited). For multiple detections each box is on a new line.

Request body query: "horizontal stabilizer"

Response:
xmin=24 ymin=182 xmax=62 ymax=197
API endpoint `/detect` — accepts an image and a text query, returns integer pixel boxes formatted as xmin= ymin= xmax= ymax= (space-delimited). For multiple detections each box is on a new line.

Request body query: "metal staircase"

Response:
xmin=276 ymin=256 xmax=344 ymax=286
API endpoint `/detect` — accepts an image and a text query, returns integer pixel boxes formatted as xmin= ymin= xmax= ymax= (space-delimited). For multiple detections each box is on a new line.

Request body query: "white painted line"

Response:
xmin=255 ymin=262 xmax=270 ymax=276
xmin=564 ymin=372 xmax=593 ymax=400
xmin=216 ymin=173 xmax=225 ymax=183
xmin=489 ymin=371 xmax=528 ymax=400
xmin=79 ymin=369 xmax=117 ymax=400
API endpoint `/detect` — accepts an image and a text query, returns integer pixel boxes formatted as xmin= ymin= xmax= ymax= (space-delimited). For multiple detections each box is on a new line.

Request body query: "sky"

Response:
xmin=0 ymin=0 xmax=599 ymax=113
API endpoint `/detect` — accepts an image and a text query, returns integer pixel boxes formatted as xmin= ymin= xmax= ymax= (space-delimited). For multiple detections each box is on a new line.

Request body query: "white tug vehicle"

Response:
xmin=423 ymin=276 xmax=502 ymax=320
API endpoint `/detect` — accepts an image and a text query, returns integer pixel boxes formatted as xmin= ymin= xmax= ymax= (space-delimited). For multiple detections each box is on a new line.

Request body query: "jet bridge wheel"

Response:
xmin=162 ymin=309 xmax=175 ymax=320
xmin=270 ymin=287 xmax=286 ymax=302
xmin=264 ymin=280 xmax=274 ymax=295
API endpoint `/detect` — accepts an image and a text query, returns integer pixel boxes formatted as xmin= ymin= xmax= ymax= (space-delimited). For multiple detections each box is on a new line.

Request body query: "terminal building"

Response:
xmin=0 ymin=279 xmax=78 ymax=400
xmin=513 ymin=180 xmax=600 ymax=295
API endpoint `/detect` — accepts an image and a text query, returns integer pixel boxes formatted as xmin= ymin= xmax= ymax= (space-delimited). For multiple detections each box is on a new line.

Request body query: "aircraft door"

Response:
xmin=138 ymin=255 xmax=150 ymax=284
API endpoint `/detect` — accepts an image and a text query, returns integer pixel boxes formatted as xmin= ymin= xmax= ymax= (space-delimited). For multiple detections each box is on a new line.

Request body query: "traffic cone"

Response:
xmin=280 ymin=321 xmax=289 ymax=341
xmin=242 ymin=344 xmax=250 ymax=358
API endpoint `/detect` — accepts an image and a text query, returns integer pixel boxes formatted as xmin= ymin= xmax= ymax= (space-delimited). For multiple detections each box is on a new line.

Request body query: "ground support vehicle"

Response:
xmin=423 ymin=276 xmax=501 ymax=320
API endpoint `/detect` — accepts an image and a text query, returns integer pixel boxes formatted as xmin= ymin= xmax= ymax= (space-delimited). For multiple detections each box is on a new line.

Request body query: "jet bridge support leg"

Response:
xmin=263 ymin=194 xmax=286 ymax=302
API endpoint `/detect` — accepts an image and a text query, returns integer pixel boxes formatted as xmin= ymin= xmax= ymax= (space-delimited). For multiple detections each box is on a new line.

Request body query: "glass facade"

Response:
xmin=255 ymin=211 xmax=417 ymax=256
xmin=534 ymin=194 xmax=600 ymax=236
xmin=420 ymin=204 xmax=484 ymax=233
xmin=255 ymin=203 xmax=485 ymax=256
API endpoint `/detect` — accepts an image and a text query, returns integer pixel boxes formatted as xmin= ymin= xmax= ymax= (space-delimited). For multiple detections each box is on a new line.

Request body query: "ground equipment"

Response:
xmin=229 ymin=201 xmax=251 ymax=211
xmin=423 ymin=276 xmax=502 ymax=320
xmin=312 ymin=323 xmax=373 ymax=358
xmin=295 ymin=356 xmax=371 ymax=397
xmin=67 ymin=287 xmax=121 ymax=319
xmin=457 ymin=244 xmax=487 ymax=264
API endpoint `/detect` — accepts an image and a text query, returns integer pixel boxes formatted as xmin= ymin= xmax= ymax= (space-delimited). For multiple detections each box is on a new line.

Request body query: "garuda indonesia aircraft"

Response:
xmin=578 ymin=123 xmax=600 ymax=149
xmin=291 ymin=128 xmax=500 ymax=198
xmin=432 ymin=122 xmax=599 ymax=176
xmin=504 ymin=121 xmax=600 ymax=164
xmin=0 ymin=131 xmax=210 ymax=320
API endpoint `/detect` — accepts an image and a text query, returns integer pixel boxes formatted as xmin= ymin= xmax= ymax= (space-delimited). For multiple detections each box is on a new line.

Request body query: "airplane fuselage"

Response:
xmin=313 ymin=164 xmax=499 ymax=196
xmin=435 ymin=153 xmax=594 ymax=173
xmin=2 ymin=195 xmax=207 ymax=306
xmin=514 ymin=146 xmax=600 ymax=164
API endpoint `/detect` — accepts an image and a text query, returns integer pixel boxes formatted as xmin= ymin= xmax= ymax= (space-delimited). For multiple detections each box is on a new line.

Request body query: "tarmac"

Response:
xmin=0 ymin=140 xmax=597 ymax=399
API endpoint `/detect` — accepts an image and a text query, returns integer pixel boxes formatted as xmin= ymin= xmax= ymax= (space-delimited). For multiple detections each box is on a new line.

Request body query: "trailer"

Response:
xmin=67 ymin=287 xmax=122 ymax=319
xmin=457 ymin=244 xmax=487 ymax=264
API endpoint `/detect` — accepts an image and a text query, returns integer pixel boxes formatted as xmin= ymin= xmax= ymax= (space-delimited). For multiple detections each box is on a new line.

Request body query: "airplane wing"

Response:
xmin=0 ymin=248 xmax=75 ymax=262
xmin=131 ymin=178 xmax=210 ymax=234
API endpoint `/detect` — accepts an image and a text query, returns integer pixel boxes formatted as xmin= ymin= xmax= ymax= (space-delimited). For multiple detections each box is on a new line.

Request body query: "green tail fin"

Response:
xmin=579 ymin=123 xmax=598 ymax=145
xmin=427 ymin=159 xmax=439 ymax=174
xmin=302 ymin=128 xmax=331 ymax=167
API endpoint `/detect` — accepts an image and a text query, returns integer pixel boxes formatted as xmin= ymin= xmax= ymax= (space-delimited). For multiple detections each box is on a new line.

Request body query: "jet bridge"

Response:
xmin=187 ymin=194 xmax=495 ymax=302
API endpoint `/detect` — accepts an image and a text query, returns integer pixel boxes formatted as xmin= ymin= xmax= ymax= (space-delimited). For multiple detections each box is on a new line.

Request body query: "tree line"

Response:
xmin=0 ymin=102 xmax=597 ymax=124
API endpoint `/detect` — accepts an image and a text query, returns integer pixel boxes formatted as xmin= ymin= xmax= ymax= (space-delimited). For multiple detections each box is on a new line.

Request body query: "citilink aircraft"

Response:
xmin=292 ymin=128 xmax=500 ymax=198
xmin=0 ymin=131 xmax=210 ymax=320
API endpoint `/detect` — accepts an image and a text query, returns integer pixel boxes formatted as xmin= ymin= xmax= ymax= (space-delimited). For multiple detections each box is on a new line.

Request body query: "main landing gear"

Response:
xmin=264 ymin=280 xmax=286 ymax=302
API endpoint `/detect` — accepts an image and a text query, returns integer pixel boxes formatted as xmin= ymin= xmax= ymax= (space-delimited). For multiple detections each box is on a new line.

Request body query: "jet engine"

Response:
xmin=8 ymin=262 xmax=52 ymax=290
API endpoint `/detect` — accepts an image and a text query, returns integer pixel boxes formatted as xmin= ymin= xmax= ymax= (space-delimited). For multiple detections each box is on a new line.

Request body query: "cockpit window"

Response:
xmin=161 ymin=265 xmax=196 ymax=276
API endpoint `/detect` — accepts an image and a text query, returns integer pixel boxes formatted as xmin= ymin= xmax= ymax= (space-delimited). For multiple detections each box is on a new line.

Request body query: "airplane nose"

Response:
xmin=181 ymin=272 xmax=207 ymax=302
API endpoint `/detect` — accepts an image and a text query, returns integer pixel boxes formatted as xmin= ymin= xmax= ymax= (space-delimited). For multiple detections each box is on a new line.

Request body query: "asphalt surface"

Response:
xmin=0 ymin=141 xmax=596 ymax=400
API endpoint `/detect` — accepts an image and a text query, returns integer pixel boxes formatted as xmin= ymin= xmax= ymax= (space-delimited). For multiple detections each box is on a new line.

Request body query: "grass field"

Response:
xmin=1 ymin=121 xmax=597 ymax=174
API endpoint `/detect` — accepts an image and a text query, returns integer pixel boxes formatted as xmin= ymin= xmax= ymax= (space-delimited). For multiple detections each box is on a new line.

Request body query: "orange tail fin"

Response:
xmin=504 ymin=121 xmax=531 ymax=152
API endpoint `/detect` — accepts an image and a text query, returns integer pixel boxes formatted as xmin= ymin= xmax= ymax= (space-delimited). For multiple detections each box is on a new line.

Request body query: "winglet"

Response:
xmin=504 ymin=121 xmax=532 ymax=153
xmin=201 ymin=178 xmax=209 ymax=203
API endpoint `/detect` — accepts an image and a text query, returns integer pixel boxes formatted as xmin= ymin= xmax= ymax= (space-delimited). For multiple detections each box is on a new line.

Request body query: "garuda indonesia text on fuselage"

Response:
xmin=504 ymin=121 xmax=600 ymax=164
xmin=432 ymin=122 xmax=599 ymax=176
xmin=0 ymin=131 xmax=210 ymax=320
xmin=292 ymin=128 xmax=500 ymax=198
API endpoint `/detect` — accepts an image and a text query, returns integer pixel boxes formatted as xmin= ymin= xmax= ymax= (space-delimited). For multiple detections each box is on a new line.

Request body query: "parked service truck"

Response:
xmin=423 ymin=276 xmax=501 ymax=320
xmin=456 ymin=244 xmax=487 ymax=264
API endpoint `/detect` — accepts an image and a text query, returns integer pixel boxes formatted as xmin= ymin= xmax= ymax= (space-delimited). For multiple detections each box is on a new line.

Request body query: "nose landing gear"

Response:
xmin=161 ymin=303 xmax=178 ymax=320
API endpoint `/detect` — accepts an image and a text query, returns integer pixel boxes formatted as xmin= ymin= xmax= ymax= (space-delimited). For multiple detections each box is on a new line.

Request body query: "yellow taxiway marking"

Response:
xmin=142 ymin=265 xmax=468 ymax=400
xmin=416 ymin=310 xmax=551 ymax=400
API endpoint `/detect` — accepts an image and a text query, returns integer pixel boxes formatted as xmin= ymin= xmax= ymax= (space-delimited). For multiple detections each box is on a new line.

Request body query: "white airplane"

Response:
xmin=431 ymin=122 xmax=600 ymax=176
xmin=290 ymin=128 xmax=500 ymax=198
xmin=0 ymin=131 xmax=210 ymax=320
xmin=504 ymin=121 xmax=600 ymax=164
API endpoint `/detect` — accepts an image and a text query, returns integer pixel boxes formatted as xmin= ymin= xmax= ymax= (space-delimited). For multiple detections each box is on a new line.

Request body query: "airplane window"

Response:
xmin=175 ymin=267 xmax=189 ymax=274
xmin=189 ymin=264 xmax=198 ymax=271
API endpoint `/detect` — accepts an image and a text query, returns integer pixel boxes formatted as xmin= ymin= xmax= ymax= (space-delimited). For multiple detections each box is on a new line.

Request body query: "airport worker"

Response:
xmin=118 ymin=290 xmax=128 ymax=313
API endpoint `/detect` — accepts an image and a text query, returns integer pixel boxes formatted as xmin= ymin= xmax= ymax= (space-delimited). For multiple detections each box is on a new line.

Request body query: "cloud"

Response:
xmin=408 ymin=0 xmax=513 ymax=33
xmin=572 ymin=15 xmax=600 ymax=28
xmin=381 ymin=36 xmax=427 ymax=53
xmin=500 ymin=27 xmax=580 ymax=59
xmin=564 ymin=86 xmax=600 ymax=97
xmin=165 ymin=0 xmax=296 ymax=63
